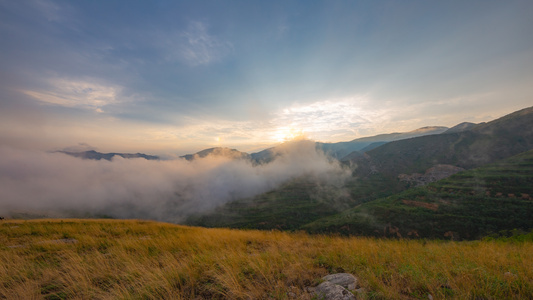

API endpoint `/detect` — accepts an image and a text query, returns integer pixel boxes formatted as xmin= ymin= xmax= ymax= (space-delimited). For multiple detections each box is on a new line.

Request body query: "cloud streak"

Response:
xmin=22 ymin=78 xmax=125 ymax=113
xmin=163 ymin=21 xmax=233 ymax=66
xmin=268 ymin=97 xmax=402 ymax=142
xmin=0 ymin=140 xmax=349 ymax=222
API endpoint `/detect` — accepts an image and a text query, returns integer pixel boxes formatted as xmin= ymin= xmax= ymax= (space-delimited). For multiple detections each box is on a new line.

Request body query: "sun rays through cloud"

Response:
xmin=269 ymin=97 xmax=389 ymax=143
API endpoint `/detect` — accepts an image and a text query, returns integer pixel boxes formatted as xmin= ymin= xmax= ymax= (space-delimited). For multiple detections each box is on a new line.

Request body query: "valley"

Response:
xmin=187 ymin=106 xmax=533 ymax=240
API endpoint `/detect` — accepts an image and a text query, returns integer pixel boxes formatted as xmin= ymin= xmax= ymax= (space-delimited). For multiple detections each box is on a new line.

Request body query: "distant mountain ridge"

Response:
xmin=178 ymin=126 xmax=448 ymax=164
xmin=348 ymin=106 xmax=533 ymax=177
xmin=443 ymin=122 xmax=478 ymax=134
xmin=317 ymin=126 xmax=449 ymax=160
xmin=58 ymin=150 xmax=159 ymax=161
xmin=58 ymin=125 xmax=452 ymax=164
xmin=180 ymin=147 xmax=251 ymax=161
xmin=247 ymin=126 xmax=449 ymax=164
xmin=176 ymin=109 xmax=532 ymax=166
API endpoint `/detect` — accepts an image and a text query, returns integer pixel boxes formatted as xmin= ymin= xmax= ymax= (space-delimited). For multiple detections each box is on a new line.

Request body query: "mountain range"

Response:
xmin=58 ymin=150 xmax=159 ymax=161
xmin=59 ymin=125 xmax=455 ymax=164
xmin=57 ymin=106 xmax=533 ymax=239
xmin=186 ymin=106 xmax=533 ymax=239
xmin=180 ymin=147 xmax=251 ymax=161
xmin=181 ymin=126 xmax=450 ymax=164
xmin=318 ymin=126 xmax=449 ymax=160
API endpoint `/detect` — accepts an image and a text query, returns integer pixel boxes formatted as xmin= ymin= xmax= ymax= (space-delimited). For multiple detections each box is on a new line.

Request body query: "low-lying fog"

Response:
xmin=0 ymin=140 xmax=350 ymax=222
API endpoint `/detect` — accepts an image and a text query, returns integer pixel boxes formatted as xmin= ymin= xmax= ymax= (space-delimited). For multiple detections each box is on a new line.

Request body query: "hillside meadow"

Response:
xmin=1 ymin=219 xmax=532 ymax=299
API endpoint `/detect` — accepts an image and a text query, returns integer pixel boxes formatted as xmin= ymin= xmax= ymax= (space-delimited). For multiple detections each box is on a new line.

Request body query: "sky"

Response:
xmin=1 ymin=0 xmax=533 ymax=156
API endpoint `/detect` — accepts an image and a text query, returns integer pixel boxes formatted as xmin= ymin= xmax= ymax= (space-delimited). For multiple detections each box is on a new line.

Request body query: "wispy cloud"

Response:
xmin=162 ymin=21 xmax=233 ymax=66
xmin=30 ymin=0 xmax=71 ymax=22
xmin=1 ymin=0 xmax=74 ymax=24
xmin=22 ymin=78 xmax=125 ymax=113
xmin=151 ymin=97 xmax=395 ymax=150
xmin=270 ymin=97 xmax=392 ymax=141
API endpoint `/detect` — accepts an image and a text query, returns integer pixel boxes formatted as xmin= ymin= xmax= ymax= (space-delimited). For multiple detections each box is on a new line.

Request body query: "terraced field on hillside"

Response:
xmin=304 ymin=150 xmax=533 ymax=239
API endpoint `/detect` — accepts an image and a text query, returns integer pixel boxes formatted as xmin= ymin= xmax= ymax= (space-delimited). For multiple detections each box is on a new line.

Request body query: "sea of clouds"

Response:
xmin=0 ymin=140 xmax=351 ymax=222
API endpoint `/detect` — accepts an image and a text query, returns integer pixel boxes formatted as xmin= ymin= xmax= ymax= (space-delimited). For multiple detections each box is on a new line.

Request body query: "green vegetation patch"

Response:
xmin=305 ymin=150 xmax=533 ymax=239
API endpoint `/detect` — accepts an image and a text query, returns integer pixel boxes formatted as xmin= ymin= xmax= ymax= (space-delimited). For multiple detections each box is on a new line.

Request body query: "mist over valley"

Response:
xmin=1 ymin=106 xmax=532 ymax=240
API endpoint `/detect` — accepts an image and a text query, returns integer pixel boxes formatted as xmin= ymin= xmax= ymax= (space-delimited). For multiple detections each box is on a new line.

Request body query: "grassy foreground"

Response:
xmin=1 ymin=220 xmax=531 ymax=299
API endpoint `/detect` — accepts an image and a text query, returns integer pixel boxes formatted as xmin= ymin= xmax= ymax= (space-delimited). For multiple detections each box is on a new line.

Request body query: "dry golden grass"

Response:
xmin=0 ymin=219 xmax=531 ymax=299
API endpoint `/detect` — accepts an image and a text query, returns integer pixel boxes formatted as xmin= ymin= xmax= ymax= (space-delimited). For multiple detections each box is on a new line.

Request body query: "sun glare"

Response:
xmin=273 ymin=127 xmax=306 ymax=142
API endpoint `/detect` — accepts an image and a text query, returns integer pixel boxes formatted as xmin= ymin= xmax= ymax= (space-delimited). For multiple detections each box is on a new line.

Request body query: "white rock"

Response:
xmin=314 ymin=281 xmax=356 ymax=300
xmin=322 ymin=273 xmax=359 ymax=290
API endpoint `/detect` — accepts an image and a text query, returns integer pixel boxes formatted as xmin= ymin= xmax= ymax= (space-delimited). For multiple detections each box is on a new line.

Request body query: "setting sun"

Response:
xmin=273 ymin=127 xmax=306 ymax=142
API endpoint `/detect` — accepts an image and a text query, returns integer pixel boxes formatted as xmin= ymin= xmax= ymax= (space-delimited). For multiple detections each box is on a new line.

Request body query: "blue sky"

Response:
xmin=1 ymin=0 xmax=532 ymax=155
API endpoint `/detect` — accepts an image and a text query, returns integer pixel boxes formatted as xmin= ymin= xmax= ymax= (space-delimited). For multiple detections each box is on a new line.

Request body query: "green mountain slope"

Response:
xmin=317 ymin=126 xmax=448 ymax=159
xmin=186 ymin=177 xmax=354 ymax=230
xmin=304 ymin=149 xmax=533 ymax=239
xmin=337 ymin=105 xmax=533 ymax=213
xmin=186 ymin=106 xmax=533 ymax=238
xmin=349 ymin=106 xmax=533 ymax=177
xmin=185 ymin=172 xmax=414 ymax=231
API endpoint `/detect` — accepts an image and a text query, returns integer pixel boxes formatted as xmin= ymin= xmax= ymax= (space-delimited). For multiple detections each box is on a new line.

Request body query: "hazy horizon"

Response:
xmin=47 ymin=121 xmax=473 ymax=157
